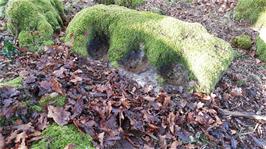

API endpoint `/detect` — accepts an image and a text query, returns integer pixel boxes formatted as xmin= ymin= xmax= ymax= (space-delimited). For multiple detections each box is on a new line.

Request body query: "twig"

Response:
xmin=218 ymin=108 xmax=266 ymax=122
xmin=237 ymin=123 xmax=259 ymax=137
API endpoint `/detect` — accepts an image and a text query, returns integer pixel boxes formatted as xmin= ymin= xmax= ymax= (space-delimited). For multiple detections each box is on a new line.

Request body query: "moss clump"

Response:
xmin=22 ymin=100 xmax=43 ymax=112
xmin=65 ymin=5 xmax=235 ymax=93
xmin=39 ymin=94 xmax=66 ymax=107
xmin=256 ymin=37 xmax=266 ymax=61
xmin=0 ymin=77 xmax=23 ymax=88
xmin=31 ymin=124 xmax=94 ymax=149
xmin=234 ymin=0 xmax=266 ymax=24
xmin=96 ymin=0 xmax=144 ymax=8
xmin=5 ymin=0 xmax=64 ymax=51
xmin=232 ymin=35 xmax=252 ymax=50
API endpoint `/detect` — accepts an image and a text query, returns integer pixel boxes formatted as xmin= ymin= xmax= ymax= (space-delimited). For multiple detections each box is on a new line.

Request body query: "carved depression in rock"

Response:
xmin=65 ymin=4 xmax=235 ymax=93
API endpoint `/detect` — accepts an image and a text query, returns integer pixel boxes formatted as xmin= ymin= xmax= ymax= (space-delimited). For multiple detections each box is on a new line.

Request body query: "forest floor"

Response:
xmin=0 ymin=0 xmax=265 ymax=148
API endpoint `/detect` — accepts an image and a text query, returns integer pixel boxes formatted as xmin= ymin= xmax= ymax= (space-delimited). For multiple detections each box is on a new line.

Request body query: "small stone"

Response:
xmin=231 ymin=87 xmax=243 ymax=97
xmin=50 ymin=92 xmax=59 ymax=98
xmin=197 ymin=102 xmax=204 ymax=109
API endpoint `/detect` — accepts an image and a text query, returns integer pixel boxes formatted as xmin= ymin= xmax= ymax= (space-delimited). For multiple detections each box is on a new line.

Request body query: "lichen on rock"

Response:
xmin=65 ymin=4 xmax=235 ymax=93
xmin=31 ymin=124 xmax=93 ymax=149
xmin=5 ymin=0 xmax=64 ymax=51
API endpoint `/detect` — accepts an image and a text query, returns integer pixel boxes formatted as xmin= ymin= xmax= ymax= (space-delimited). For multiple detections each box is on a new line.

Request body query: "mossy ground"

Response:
xmin=31 ymin=124 xmax=94 ymax=149
xmin=0 ymin=76 xmax=22 ymax=88
xmin=232 ymin=34 xmax=252 ymax=50
xmin=39 ymin=94 xmax=66 ymax=107
xmin=21 ymin=93 xmax=66 ymax=113
xmin=27 ymin=94 xmax=67 ymax=112
xmin=65 ymin=5 xmax=235 ymax=93
xmin=5 ymin=0 xmax=64 ymax=51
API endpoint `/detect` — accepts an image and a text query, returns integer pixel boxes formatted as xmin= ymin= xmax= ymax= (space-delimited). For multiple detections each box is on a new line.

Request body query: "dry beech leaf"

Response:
xmin=47 ymin=105 xmax=70 ymax=126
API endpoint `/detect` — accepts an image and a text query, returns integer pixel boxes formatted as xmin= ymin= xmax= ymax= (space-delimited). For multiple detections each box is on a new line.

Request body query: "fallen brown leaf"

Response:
xmin=47 ymin=105 xmax=70 ymax=126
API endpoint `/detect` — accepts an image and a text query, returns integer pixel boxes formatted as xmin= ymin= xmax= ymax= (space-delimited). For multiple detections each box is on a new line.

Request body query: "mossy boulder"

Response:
xmin=96 ymin=0 xmax=144 ymax=8
xmin=232 ymin=34 xmax=252 ymax=50
xmin=234 ymin=0 xmax=266 ymax=61
xmin=31 ymin=124 xmax=94 ymax=149
xmin=234 ymin=0 xmax=266 ymax=24
xmin=256 ymin=37 xmax=266 ymax=61
xmin=5 ymin=0 xmax=64 ymax=51
xmin=65 ymin=5 xmax=235 ymax=93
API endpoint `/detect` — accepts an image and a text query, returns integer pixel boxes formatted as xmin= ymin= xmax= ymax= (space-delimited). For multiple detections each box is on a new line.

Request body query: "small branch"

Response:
xmin=218 ymin=108 xmax=266 ymax=122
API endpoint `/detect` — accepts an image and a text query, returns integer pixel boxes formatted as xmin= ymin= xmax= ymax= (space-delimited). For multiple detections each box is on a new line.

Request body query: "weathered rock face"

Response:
xmin=5 ymin=0 xmax=64 ymax=51
xmin=65 ymin=4 xmax=235 ymax=93
xmin=235 ymin=0 xmax=266 ymax=61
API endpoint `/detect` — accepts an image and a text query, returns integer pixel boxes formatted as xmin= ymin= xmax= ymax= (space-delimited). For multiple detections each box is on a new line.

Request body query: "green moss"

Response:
xmin=256 ymin=36 xmax=266 ymax=61
xmin=5 ymin=0 xmax=64 ymax=51
xmin=39 ymin=94 xmax=66 ymax=107
xmin=232 ymin=34 xmax=252 ymax=50
xmin=96 ymin=0 xmax=144 ymax=8
xmin=234 ymin=0 xmax=266 ymax=24
xmin=236 ymin=79 xmax=246 ymax=86
xmin=156 ymin=75 xmax=165 ymax=86
xmin=30 ymin=105 xmax=43 ymax=112
xmin=65 ymin=5 xmax=235 ymax=93
xmin=0 ymin=76 xmax=23 ymax=88
xmin=31 ymin=124 xmax=94 ymax=149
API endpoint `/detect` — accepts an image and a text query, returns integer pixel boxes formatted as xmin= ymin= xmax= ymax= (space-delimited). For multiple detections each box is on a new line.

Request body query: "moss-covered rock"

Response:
xmin=5 ymin=0 xmax=64 ymax=51
xmin=256 ymin=36 xmax=266 ymax=61
xmin=234 ymin=0 xmax=266 ymax=24
xmin=96 ymin=0 xmax=144 ymax=8
xmin=65 ymin=5 xmax=235 ymax=93
xmin=232 ymin=34 xmax=252 ymax=50
xmin=31 ymin=124 xmax=94 ymax=149
xmin=234 ymin=0 xmax=266 ymax=61
xmin=0 ymin=77 xmax=22 ymax=88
